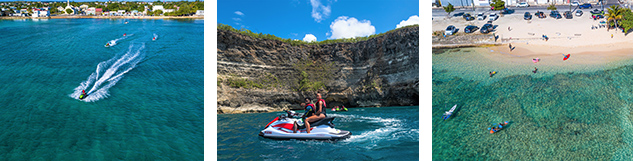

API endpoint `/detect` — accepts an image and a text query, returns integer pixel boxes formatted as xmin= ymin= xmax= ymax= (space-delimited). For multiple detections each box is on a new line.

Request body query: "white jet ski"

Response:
xmin=259 ymin=110 xmax=351 ymax=140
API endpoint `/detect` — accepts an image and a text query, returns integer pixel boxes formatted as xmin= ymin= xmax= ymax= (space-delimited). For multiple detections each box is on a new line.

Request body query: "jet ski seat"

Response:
xmin=297 ymin=117 xmax=335 ymax=129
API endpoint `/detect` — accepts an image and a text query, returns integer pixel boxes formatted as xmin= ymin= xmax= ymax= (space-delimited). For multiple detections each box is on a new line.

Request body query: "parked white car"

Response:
xmin=445 ymin=25 xmax=457 ymax=35
xmin=516 ymin=2 xmax=530 ymax=7
xmin=489 ymin=13 xmax=499 ymax=21
xmin=477 ymin=13 xmax=486 ymax=20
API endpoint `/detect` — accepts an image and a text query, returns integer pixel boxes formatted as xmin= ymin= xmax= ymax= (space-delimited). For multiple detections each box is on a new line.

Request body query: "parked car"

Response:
xmin=445 ymin=25 xmax=457 ymax=35
xmin=480 ymin=24 xmax=494 ymax=34
xmin=464 ymin=25 xmax=479 ymax=33
xmin=590 ymin=9 xmax=604 ymax=15
xmin=524 ymin=12 xmax=532 ymax=20
xmin=516 ymin=2 xmax=530 ymax=7
xmin=564 ymin=11 xmax=573 ymax=19
xmin=535 ymin=11 xmax=547 ymax=18
xmin=489 ymin=13 xmax=499 ymax=21
xmin=477 ymin=13 xmax=487 ymax=20
xmin=575 ymin=10 xmax=583 ymax=16
xmin=579 ymin=3 xmax=592 ymax=9
xmin=550 ymin=10 xmax=562 ymax=19
xmin=500 ymin=8 xmax=515 ymax=14
xmin=570 ymin=1 xmax=580 ymax=6
xmin=463 ymin=13 xmax=475 ymax=21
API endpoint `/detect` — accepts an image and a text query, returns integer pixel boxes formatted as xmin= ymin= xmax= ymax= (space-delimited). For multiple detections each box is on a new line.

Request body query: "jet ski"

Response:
xmin=79 ymin=92 xmax=88 ymax=100
xmin=105 ymin=43 xmax=110 ymax=47
xmin=259 ymin=110 xmax=352 ymax=140
xmin=152 ymin=37 xmax=156 ymax=41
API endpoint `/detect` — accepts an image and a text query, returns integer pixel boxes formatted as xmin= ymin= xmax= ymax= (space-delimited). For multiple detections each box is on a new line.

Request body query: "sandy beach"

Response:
xmin=433 ymin=11 xmax=633 ymax=82
xmin=0 ymin=15 xmax=204 ymax=19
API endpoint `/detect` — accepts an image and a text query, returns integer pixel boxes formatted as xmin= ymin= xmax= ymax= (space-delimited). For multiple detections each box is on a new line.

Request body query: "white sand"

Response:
xmin=433 ymin=12 xmax=633 ymax=83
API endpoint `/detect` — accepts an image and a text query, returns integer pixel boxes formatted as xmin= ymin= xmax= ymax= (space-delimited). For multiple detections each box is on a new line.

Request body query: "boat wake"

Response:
xmin=106 ymin=34 xmax=134 ymax=47
xmin=328 ymin=113 xmax=414 ymax=145
xmin=71 ymin=43 xmax=145 ymax=102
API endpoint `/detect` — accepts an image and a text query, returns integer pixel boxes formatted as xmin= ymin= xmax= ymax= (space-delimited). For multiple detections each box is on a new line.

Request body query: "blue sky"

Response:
xmin=218 ymin=0 xmax=419 ymax=42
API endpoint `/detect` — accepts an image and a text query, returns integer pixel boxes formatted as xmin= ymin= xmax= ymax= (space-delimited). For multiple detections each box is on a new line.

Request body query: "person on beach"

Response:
xmin=508 ymin=26 xmax=511 ymax=31
xmin=611 ymin=34 xmax=613 ymax=38
xmin=533 ymin=67 xmax=538 ymax=73
xmin=489 ymin=71 xmax=497 ymax=77
xmin=509 ymin=44 xmax=513 ymax=51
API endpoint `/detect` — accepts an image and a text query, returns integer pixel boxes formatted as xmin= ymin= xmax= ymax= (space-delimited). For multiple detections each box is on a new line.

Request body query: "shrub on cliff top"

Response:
xmin=218 ymin=23 xmax=418 ymax=46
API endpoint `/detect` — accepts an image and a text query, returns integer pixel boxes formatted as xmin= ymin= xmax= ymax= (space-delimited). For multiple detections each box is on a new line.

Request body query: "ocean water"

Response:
xmin=218 ymin=106 xmax=419 ymax=160
xmin=433 ymin=48 xmax=633 ymax=160
xmin=0 ymin=19 xmax=203 ymax=160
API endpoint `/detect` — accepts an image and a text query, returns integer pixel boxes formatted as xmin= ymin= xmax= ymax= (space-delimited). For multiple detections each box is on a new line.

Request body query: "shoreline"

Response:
xmin=0 ymin=15 xmax=204 ymax=20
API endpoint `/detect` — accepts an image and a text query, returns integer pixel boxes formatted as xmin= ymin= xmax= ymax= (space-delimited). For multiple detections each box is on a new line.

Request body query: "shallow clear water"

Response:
xmin=433 ymin=48 xmax=633 ymax=160
xmin=218 ymin=106 xmax=419 ymax=160
xmin=0 ymin=19 xmax=203 ymax=160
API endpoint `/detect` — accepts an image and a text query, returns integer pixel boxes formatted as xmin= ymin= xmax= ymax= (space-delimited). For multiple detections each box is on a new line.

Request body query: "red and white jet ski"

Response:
xmin=259 ymin=110 xmax=351 ymax=140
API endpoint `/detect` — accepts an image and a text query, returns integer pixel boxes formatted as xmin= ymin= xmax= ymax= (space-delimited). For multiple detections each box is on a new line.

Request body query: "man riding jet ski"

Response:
xmin=259 ymin=99 xmax=351 ymax=140
xmin=79 ymin=90 xmax=88 ymax=100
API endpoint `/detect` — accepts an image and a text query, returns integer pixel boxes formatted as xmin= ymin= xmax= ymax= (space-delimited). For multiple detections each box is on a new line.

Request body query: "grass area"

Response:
xmin=218 ymin=23 xmax=418 ymax=46
xmin=292 ymin=59 xmax=338 ymax=92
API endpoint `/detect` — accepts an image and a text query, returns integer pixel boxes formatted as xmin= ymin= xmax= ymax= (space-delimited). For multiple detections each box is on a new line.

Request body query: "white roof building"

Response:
xmin=196 ymin=10 xmax=203 ymax=16
xmin=152 ymin=5 xmax=163 ymax=11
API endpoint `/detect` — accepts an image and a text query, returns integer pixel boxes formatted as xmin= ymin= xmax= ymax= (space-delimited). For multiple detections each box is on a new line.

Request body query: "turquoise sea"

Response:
xmin=0 ymin=19 xmax=203 ymax=160
xmin=433 ymin=48 xmax=633 ymax=160
xmin=218 ymin=106 xmax=419 ymax=160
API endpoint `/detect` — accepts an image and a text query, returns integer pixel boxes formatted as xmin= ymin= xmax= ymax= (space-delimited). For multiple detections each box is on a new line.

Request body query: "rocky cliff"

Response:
xmin=217 ymin=26 xmax=419 ymax=114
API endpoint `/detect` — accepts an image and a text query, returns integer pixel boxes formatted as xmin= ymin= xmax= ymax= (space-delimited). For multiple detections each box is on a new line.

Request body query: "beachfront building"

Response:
xmin=64 ymin=0 xmax=77 ymax=14
xmin=57 ymin=6 xmax=63 ymax=12
xmin=163 ymin=9 xmax=174 ymax=13
xmin=31 ymin=8 xmax=49 ymax=17
xmin=95 ymin=8 xmax=102 ymax=16
xmin=86 ymin=7 xmax=95 ymax=15
xmin=152 ymin=5 xmax=164 ymax=12
xmin=79 ymin=4 xmax=89 ymax=11
xmin=196 ymin=10 xmax=203 ymax=16
xmin=131 ymin=10 xmax=138 ymax=16
xmin=117 ymin=10 xmax=125 ymax=16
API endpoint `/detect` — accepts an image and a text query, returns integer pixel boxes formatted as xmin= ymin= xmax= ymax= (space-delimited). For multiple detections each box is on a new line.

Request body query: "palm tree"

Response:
xmin=606 ymin=5 xmax=624 ymax=29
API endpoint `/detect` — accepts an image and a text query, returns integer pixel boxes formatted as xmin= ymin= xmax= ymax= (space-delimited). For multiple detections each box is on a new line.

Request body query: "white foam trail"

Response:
xmin=70 ymin=43 xmax=145 ymax=102
xmin=329 ymin=113 xmax=409 ymax=144
xmin=106 ymin=34 xmax=134 ymax=47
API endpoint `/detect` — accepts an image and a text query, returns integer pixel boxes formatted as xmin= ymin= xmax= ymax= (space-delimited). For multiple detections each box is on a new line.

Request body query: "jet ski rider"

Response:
xmin=293 ymin=98 xmax=315 ymax=133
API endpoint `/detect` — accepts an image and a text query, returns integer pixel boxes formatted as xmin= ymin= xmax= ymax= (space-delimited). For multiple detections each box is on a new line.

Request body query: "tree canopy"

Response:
xmin=443 ymin=3 xmax=455 ymax=17
xmin=490 ymin=0 xmax=505 ymax=10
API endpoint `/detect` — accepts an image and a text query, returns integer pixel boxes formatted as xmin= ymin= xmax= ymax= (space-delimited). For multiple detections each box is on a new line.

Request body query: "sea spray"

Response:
xmin=70 ymin=43 xmax=145 ymax=102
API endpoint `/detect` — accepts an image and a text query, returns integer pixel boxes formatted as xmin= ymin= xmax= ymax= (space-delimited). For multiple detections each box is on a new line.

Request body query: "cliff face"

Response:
xmin=217 ymin=26 xmax=419 ymax=114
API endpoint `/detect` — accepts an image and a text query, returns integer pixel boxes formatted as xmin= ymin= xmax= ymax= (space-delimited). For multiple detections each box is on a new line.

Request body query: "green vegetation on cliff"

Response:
xmin=292 ymin=59 xmax=338 ymax=92
xmin=218 ymin=23 xmax=418 ymax=46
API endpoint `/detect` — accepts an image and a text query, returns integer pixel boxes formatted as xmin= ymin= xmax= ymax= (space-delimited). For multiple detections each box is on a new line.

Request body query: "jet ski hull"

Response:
xmin=259 ymin=115 xmax=351 ymax=140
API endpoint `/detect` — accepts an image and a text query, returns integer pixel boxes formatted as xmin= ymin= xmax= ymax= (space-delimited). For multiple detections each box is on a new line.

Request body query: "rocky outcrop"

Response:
xmin=218 ymin=26 xmax=419 ymax=114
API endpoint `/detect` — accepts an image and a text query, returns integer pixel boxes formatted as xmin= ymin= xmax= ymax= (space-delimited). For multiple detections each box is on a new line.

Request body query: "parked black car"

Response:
xmin=464 ymin=25 xmax=479 ymax=33
xmin=563 ymin=11 xmax=573 ymax=19
xmin=480 ymin=24 xmax=494 ymax=34
xmin=524 ymin=12 xmax=532 ymax=20
xmin=550 ymin=10 xmax=562 ymax=19
xmin=463 ymin=13 xmax=475 ymax=21
xmin=535 ymin=11 xmax=547 ymax=18
xmin=500 ymin=8 xmax=515 ymax=14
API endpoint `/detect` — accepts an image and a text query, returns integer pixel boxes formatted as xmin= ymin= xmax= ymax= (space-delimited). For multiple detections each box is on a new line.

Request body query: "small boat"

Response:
xmin=532 ymin=58 xmax=540 ymax=63
xmin=123 ymin=33 xmax=126 ymax=36
xmin=563 ymin=54 xmax=570 ymax=61
xmin=442 ymin=104 xmax=457 ymax=120
xmin=152 ymin=37 xmax=156 ymax=41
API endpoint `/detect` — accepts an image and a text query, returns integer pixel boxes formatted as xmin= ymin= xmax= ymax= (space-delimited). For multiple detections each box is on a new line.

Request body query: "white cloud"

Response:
xmin=396 ymin=15 xmax=419 ymax=28
xmin=310 ymin=0 xmax=331 ymax=22
xmin=328 ymin=16 xmax=375 ymax=39
xmin=232 ymin=18 xmax=241 ymax=21
xmin=303 ymin=34 xmax=317 ymax=42
xmin=234 ymin=11 xmax=244 ymax=16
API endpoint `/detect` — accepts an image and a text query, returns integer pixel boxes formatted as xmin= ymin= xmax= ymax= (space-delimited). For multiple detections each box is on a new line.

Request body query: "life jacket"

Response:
xmin=316 ymin=99 xmax=326 ymax=115
xmin=304 ymin=103 xmax=315 ymax=117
